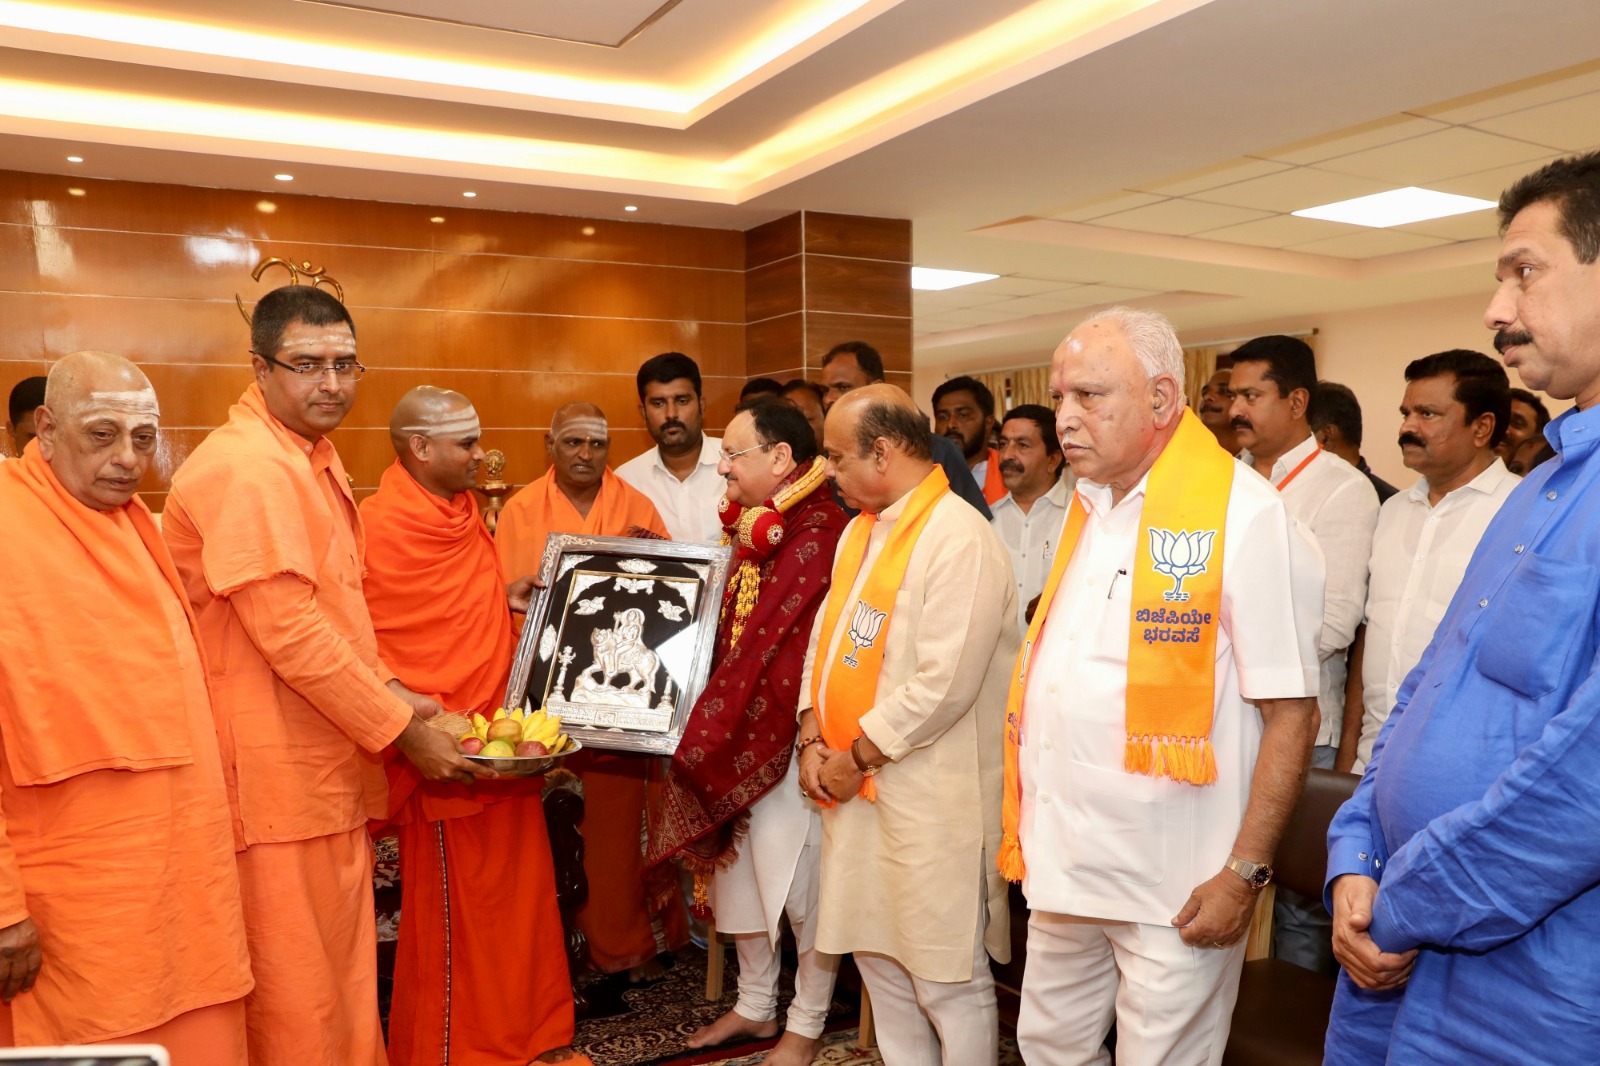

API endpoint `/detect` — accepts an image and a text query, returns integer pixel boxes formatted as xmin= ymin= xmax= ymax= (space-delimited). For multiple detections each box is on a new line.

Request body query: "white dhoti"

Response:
xmin=710 ymin=757 xmax=838 ymax=1038
xmin=1017 ymin=911 xmax=1245 ymax=1066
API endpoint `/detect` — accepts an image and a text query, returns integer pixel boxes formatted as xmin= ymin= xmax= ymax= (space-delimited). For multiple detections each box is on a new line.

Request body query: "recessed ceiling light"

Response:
xmin=623 ymin=205 xmax=638 ymax=212
xmin=462 ymin=191 xmax=477 ymax=198
xmin=911 ymin=267 xmax=999 ymax=291
xmin=66 ymin=155 xmax=83 ymax=163
xmin=256 ymin=200 xmax=277 ymax=214
xmin=1292 ymin=186 xmax=1496 ymax=228
xmin=66 ymin=187 xmax=85 ymax=197
xmin=273 ymin=173 xmax=294 ymax=181
xmin=581 ymin=225 xmax=596 ymax=236
xmin=430 ymin=216 xmax=445 ymax=223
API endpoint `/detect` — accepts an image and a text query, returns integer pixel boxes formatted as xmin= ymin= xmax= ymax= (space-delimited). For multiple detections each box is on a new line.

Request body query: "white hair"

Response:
xmin=1082 ymin=306 xmax=1184 ymax=382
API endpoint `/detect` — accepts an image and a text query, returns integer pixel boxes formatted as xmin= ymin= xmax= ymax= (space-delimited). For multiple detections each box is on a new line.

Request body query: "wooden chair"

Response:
xmin=1223 ymin=768 xmax=1360 ymax=1066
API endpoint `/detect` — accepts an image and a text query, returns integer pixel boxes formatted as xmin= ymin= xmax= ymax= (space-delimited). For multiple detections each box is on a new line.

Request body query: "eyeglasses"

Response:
xmin=719 ymin=442 xmax=773 ymax=462
xmin=256 ymin=353 xmax=367 ymax=380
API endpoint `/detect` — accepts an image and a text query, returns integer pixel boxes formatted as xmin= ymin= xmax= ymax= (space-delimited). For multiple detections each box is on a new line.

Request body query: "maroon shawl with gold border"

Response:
xmin=646 ymin=474 xmax=846 ymax=878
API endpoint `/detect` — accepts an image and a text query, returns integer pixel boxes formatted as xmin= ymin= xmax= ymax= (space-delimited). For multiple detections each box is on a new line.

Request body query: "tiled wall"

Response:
xmin=0 ymin=169 xmax=746 ymax=509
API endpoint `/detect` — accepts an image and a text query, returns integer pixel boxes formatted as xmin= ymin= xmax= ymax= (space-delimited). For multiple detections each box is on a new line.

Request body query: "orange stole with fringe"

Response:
xmin=999 ymin=409 xmax=1231 ymax=881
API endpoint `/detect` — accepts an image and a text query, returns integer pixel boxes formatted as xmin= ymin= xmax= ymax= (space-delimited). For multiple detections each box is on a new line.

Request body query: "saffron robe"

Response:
xmin=0 ymin=449 xmax=251 ymax=1053
xmin=495 ymin=468 xmax=686 ymax=972
xmin=362 ymin=461 xmax=573 ymax=1063
xmin=165 ymin=384 xmax=413 ymax=1066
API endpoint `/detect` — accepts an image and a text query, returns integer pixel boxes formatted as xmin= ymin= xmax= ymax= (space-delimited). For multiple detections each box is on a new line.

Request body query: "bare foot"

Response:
xmin=761 ymin=1031 xmax=821 ymax=1065
xmin=533 ymin=1048 xmax=587 ymax=1064
xmin=684 ymin=1008 xmax=779 ymax=1049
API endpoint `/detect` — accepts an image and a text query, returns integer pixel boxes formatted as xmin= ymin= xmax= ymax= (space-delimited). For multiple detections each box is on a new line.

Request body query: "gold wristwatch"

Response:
xmin=1225 ymin=854 xmax=1274 ymax=890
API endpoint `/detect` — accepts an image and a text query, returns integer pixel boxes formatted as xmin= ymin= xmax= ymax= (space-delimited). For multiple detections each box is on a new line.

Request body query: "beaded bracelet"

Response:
xmin=795 ymin=734 xmax=825 ymax=754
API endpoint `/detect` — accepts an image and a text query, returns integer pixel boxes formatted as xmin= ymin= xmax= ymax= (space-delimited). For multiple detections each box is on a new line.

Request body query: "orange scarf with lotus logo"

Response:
xmin=810 ymin=466 xmax=950 ymax=804
xmin=999 ymin=409 xmax=1231 ymax=881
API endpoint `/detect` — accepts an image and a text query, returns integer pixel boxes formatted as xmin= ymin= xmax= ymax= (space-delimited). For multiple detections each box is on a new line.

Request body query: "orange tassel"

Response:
xmin=998 ymin=832 xmax=1026 ymax=882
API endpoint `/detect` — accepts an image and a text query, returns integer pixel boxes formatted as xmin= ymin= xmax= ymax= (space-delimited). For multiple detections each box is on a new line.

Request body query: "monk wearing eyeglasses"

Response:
xmin=164 ymin=285 xmax=489 ymax=1066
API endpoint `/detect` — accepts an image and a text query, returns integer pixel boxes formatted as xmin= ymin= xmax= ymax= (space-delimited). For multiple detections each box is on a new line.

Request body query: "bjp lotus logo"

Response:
xmin=1149 ymin=528 xmax=1216 ymax=602
xmin=843 ymin=600 xmax=888 ymax=667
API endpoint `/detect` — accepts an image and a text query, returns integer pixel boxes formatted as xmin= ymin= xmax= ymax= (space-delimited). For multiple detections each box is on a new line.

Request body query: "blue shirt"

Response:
xmin=1323 ymin=404 xmax=1600 ymax=1065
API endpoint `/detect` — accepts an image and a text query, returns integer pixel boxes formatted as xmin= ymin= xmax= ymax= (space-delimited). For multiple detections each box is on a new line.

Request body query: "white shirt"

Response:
xmin=1018 ymin=462 xmax=1323 ymax=925
xmin=1242 ymin=434 xmax=1379 ymax=748
xmin=971 ymin=457 xmax=990 ymax=491
xmin=615 ymin=434 xmax=724 ymax=544
xmin=1356 ymin=458 xmax=1517 ymax=772
xmin=990 ymin=474 xmax=1074 ymax=632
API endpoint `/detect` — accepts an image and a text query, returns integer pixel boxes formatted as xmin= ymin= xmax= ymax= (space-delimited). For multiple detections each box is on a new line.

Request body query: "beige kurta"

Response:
xmin=801 ymin=488 xmax=1018 ymax=982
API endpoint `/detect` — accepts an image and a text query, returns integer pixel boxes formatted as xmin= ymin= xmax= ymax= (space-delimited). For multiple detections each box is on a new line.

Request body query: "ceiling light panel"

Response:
xmin=1292 ymin=187 xmax=1497 ymax=228
xmin=912 ymin=267 xmax=1000 ymax=291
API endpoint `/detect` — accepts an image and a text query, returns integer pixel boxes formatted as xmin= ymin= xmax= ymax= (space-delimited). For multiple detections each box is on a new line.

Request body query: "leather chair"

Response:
xmin=1223 ymin=768 xmax=1360 ymax=1066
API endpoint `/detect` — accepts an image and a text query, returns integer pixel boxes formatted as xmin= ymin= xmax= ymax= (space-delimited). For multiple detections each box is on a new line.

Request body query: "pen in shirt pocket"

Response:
xmin=1107 ymin=567 xmax=1127 ymax=599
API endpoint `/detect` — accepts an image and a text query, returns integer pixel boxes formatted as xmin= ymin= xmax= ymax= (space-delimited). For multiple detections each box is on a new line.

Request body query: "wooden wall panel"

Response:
xmin=803 ymin=212 xmax=912 ymax=262
xmin=0 ymin=169 xmax=746 ymax=502
xmin=743 ymin=211 xmax=912 ymax=387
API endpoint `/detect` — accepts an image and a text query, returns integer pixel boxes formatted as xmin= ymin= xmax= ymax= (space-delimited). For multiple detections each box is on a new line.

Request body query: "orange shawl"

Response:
xmin=496 ymin=468 xmax=668 ymax=586
xmin=982 ymin=447 xmax=1007 ymax=504
xmin=362 ymin=461 xmax=517 ymax=826
xmin=0 ymin=447 xmax=195 ymax=785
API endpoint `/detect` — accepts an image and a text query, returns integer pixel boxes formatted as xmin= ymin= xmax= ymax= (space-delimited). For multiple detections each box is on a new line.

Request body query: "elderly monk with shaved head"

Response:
xmin=164 ymin=286 xmax=485 ymax=1066
xmin=0 ymin=352 xmax=253 ymax=1062
xmin=496 ymin=402 xmax=688 ymax=977
xmin=798 ymin=384 xmax=1017 ymax=1064
xmin=362 ymin=386 xmax=580 ymax=1065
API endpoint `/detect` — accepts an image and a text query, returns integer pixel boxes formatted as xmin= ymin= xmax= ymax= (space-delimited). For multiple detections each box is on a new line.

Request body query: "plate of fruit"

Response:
xmin=450 ymin=706 xmax=579 ymax=776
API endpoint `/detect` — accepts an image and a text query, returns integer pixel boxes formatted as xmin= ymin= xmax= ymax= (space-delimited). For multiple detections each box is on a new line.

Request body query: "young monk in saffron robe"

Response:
xmin=496 ymin=402 xmax=688 ymax=976
xmin=163 ymin=287 xmax=487 ymax=1066
xmin=0 ymin=352 xmax=252 ymax=1064
xmin=363 ymin=386 xmax=581 ymax=1065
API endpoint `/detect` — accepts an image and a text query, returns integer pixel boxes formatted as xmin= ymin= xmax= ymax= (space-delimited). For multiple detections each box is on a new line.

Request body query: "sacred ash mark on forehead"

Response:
xmin=399 ymin=406 xmax=481 ymax=439
xmin=77 ymin=387 xmax=161 ymax=429
xmin=554 ymin=416 xmax=608 ymax=440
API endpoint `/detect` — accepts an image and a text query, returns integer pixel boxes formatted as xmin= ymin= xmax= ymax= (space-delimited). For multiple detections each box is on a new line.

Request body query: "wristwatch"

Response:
xmin=1225 ymin=854 xmax=1274 ymax=890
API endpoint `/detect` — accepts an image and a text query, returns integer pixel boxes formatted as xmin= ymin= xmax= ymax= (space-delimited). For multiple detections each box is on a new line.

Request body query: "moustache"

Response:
xmin=661 ymin=419 xmax=686 ymax=433
xmin=999 ymin=461 xmax=1024 ymax=475
xmin=1397 ymin=433 xmax=1426 ymax=449
xmin=1495 ymin=330 xmax=1532 ymax=354
xmin=1231 ymin=417 xmax=1254 ymax=432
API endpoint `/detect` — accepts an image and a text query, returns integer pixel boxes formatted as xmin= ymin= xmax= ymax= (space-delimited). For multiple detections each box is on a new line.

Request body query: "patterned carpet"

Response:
xmin=571 ymin=946 xmax=1022 ymax=1066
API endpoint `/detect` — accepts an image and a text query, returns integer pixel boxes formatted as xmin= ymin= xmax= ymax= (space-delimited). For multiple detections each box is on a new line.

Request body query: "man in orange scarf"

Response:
xmin=933 ymin=375 xmax=1006 ymax=504
xmin=496 ymin=402 xmax=687 ymax=978
xmin=648 ymin=400 xmax=848 ymax=1066
xmin=798 ymin=384 xmax=1017 ymax=1064
xmin=1005 ymin=307 xmax=1322 ymax=1066
xmin=164 ymin=286 xmax=485 ymax=1066
xmin=364 ymin=386 xmax=580 ymax=1065
xmin=0 ymin=351 xmax=252 ymax=1063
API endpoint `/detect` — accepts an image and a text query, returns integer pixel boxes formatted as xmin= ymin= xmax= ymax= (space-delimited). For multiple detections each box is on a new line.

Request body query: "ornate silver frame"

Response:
xmin=502 ymin=534 xmax=732 ymax=755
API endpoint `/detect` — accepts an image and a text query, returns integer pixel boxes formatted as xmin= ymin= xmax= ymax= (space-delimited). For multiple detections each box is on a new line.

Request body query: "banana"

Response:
xmin=492 ymin=707 xmax=509 ymax=721
xmin=471 ymin=712 xmax=490 ymax=742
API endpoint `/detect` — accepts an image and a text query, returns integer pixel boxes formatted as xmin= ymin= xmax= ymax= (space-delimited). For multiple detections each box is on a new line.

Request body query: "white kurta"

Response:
xmin=1357 ymin=458 xmax=1517 ymax=771
xmin=801 ymin=488 xmax=1019 ymax=983
xmin=1018 ymin=462 xmax=1324 ymax=925
xmin=1242 ymin=434 xmax=1379 ymax=747
xmin=708 ymin=755 xmax=821 ymax=950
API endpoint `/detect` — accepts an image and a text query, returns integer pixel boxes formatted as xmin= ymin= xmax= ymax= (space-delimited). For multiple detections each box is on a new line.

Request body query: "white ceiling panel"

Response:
xmin=1190 ymin=213 xmax=1356 ymax=248
xmin=1429 ymin=154 xmax=1565 ymax=200
xmin=1134 ymin=157 xmax=1292 ymax=196
xmin=1419 ymin=63 xmax=1600 ymax=125
xmin=1091 ymin=197 xmax=1273 ymax=236
xmin=1048 ymin=190 xmax=1167 ymax=222
xmin=1394 ymin=210 xmax=1501 ymax=241
xmin=1315 ymin=126 xmax=1560 ymax=185
xmin=1470 ymin=91 xmax=1600 ymax=151
xmin=1188 ymin=166 xmax=1394 ymax=213
xmin=1255 ymin=116 xmax=1450 ymax=166
xmin=301 ymin=0 xmax=677 ymax=45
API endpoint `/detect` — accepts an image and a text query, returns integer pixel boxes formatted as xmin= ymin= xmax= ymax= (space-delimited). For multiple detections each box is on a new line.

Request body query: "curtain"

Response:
xmin=1184 ymin=346 xmax=1221 ymax=411
xmin=969 ymin=366 xmax=1052 ymax=414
